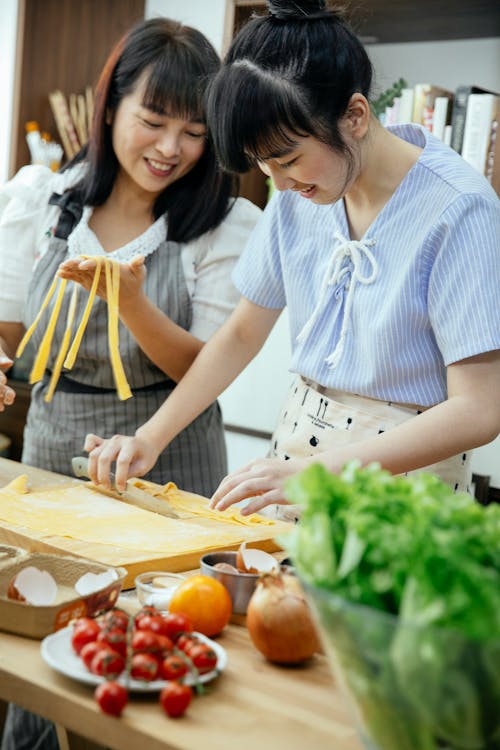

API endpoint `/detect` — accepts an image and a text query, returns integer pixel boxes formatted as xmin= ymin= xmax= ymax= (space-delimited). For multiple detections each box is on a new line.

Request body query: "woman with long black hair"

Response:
xmin=0 ymin=17 xmax=261 ymax=498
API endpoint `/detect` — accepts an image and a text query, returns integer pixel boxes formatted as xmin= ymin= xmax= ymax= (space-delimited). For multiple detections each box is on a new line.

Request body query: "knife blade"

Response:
xmin=71 ymin=456 xmax=179 ymax=519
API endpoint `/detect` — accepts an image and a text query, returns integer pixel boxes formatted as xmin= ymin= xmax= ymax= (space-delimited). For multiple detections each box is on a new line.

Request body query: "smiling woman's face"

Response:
xmin=257 ymin=134 xmax=357 ymax=205
xmin=111 ymin=73 xmax=207 ymax=201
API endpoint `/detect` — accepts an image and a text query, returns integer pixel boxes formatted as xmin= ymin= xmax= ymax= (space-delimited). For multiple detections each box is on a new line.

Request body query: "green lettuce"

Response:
xmin=283 ymin=462 xmax=500 ymax=750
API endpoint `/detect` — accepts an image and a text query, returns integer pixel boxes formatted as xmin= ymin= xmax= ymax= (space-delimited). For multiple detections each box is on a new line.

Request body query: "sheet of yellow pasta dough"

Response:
xmin=0 ymin=482 xmax=246 ymax=554
xmin=131 ymin=479 xmax=275 ymax=526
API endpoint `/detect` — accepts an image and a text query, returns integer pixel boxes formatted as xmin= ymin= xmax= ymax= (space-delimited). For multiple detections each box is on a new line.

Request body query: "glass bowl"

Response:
xmin=303 ymin=582 xmax=500 ymax=750
xmin=134 ymin=571 xmax=186 ymax=610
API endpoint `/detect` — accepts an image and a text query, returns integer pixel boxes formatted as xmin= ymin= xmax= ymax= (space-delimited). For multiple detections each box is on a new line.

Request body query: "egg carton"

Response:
xmin=0 ymin=550 xmax=126 ymax=638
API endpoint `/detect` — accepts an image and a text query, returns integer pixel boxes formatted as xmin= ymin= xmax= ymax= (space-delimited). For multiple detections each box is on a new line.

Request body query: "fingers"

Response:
xmin=0 ymin=355 xmax=14 ymax=372
xmin=0 ymin=371 xmax=16 ymax=412
xmin=209 ymin=457 xmax=308 ymax=515
xmin=129 ymin=255 xmax=145 ymax=271
xmin=84 ymin=433 xmax=158 ymax=492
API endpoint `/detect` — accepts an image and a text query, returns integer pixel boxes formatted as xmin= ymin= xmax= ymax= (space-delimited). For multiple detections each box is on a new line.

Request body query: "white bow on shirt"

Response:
xmin=296 ymin=231 xmax=378 ymax=368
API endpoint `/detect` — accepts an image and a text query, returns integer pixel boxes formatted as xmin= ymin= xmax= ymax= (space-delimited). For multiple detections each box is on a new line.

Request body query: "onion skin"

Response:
xmin=246 ymin=572 xmax=321 ymax=664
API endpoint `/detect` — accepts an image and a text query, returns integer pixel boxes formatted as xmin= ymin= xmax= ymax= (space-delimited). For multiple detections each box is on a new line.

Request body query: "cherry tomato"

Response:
xmin=130 ymin=652 xmax=159 ymax=682
xmin=100 ymin=608 xmax=129 ymax=631
xmin=73 ymin=616 xmax=100 ymax=632
xmin=159 ymin=654 xmax=188 ymax=681
xmin=159 ymin=681 xmax=193 ymax=717
xmin=136 ymin=613 xmax=172 ymax=637
xmin=131 ymin=630 xmax=162 ymax=654
xmin=188 ymin=643 xmax=218 ymax=674
xmin=90 ymin=647 xmax=125 ymax=678
xmin=175 ymin=633 xmax=200 ymax=654
xmin=137 ymin=605 xmax=160 ymax=617
xmin=97 ymin=627 xmax=127 ymax=657
xmin=71 ymin=619 xmax=101 ymax=654
xmin=94 ymin=681 xmax=128 ymax=717
xmin=80 ymin=641 xmax=101 ymax=671
xmin=155 ymin=634 xmax=174 ymax=655
xmin=163 ymin=612 xmax=193 ymax=641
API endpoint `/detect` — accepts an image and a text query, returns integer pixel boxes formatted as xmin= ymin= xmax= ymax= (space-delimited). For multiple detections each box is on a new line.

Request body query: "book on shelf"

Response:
xmin=412 ymin=84 xmax=453 ymax=129
xmin=431 ymin=96 xmax=453 ymax=141
xmin=449 ymin=84 xmax=498 ymax=154
xmin=462 ymin=93 xmax=500 ymax=177
xmin=397 ymin=88 xmax=414 ymax=124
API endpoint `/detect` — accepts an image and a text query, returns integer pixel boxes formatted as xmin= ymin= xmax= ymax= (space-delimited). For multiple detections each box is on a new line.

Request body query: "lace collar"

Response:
xmin=67 ymin=206 xmax=167 ymax=261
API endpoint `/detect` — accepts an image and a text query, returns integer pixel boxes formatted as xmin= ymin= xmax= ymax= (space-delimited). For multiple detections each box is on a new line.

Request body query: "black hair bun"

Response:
xmin=267 ymin=0 xmax=327 ymax=20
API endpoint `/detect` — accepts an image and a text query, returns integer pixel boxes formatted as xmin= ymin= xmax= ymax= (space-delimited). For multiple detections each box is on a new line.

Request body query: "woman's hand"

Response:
xmin=83 ymin=432 xmax=161 ymax=491
xmin=58 ymin=255 xmax=146 ymax=310
xmin=209 ymin=456 xmax=311 ymax=516
xmin=0 ymin=347 xmax=15 ymax=412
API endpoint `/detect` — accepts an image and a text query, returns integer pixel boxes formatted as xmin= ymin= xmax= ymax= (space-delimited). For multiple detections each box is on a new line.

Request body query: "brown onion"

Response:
xmin=246 ymin=571 xmax=321 ymax=664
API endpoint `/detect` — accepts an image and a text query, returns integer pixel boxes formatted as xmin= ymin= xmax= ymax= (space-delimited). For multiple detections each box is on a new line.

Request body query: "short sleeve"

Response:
xmin=0 ymin=165 xmax=71 ymax=321
xmin=428 ymin=193 xmax=500 ymax=365
xmin=232 ymin=191 xmax=287 ymax=309
xmin=182 ymin=197 xmax=262 ymax=341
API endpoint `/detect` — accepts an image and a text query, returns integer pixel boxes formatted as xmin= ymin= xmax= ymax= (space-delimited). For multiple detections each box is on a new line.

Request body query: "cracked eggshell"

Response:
xmin=7 ymin=566 xmax=58 ymax=606
xmin=236 ymin=542 xmax=280 ymax=575
xmin=74 ymin=569 xmax=119 ymax=596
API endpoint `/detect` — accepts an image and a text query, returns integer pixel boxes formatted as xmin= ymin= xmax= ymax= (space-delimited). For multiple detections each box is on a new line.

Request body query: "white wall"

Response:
xmin=145 ymin=0 xmax=227 ymax=52
xmin=0 ymin=0 xmax=19 ymax=182
xmin=367 ymin=37 xmax=500 ymax=94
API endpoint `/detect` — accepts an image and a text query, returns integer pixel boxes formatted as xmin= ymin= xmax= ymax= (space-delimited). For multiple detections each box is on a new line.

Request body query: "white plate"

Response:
xmin=41 ymin=626 xmax=227 ymax=693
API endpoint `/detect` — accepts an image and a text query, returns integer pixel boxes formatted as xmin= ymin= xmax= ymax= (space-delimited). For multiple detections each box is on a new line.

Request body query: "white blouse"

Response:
xmin=0 ymin=164 xmax=262 ymax=341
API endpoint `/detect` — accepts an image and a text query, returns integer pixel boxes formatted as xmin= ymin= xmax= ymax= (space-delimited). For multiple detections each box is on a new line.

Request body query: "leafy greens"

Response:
xmin=283 ymin=462 xmax=500 ymax=750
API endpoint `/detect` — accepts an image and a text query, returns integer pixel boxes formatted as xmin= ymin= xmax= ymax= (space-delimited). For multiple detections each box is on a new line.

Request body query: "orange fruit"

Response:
xmin=169 ymin=574 xmax=232 ymax=637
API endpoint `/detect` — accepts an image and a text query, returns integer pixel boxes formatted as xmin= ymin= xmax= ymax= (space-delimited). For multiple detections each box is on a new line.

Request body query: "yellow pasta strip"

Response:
xmin=29 ymin=278 xmax=68 ymax=383
xmin=15 ymin=274 xmax=59 ymax=358
xmin=14 ymin=255 xmax=132 ymax=402
xmin=64 ymin=257 xmax=102 ymax=369
xmin=105 ymin=258 xmax=132 ymax=400
xmin=132 ymin=479 xmax=276 ymax=527
xmin=44 ymin=284 xmax=79 ymax=402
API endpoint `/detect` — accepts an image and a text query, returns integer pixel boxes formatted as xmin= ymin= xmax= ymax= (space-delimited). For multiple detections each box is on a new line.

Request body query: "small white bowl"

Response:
xmin=135 ymin=571 xmax=186 ymax=610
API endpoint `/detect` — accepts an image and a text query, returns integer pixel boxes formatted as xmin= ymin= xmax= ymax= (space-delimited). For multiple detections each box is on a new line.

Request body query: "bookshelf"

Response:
xmin=225 ymin=0 xmax=500 ymax=46
xmin=9 ymin=0 xmax=145 ymax=177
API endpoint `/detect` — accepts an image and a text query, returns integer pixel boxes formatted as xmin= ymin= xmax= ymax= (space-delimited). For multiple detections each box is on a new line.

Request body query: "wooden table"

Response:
xmin=0 ymin=458 xmax=363 ymax=749
xmin=0 ymin=616 xmax=363 ymax=750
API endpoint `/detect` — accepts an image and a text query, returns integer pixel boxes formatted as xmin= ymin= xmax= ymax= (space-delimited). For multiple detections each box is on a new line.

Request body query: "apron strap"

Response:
xmin=48 ymin=190 xmax=84 ymax=241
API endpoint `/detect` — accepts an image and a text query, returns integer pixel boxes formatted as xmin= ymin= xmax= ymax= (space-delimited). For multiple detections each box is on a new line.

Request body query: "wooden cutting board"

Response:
xmin=0 ymin=458 xmax=292 ymax=588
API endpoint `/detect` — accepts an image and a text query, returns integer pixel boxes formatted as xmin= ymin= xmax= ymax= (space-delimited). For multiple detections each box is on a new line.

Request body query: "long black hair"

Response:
xmin=66 ymin=18 xmax=236 ymax=243
xmin=206 ymin=0 xmax=373 ymax=173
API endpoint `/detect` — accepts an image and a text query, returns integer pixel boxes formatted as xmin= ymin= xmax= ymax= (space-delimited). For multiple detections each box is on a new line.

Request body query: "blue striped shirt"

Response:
xmin=233 ymin=124 xmax=500 ymax=406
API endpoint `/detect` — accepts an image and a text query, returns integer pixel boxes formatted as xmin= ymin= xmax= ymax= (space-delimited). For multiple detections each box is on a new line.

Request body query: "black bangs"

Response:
xmin=206 ymin=61 xmax=314 ymax=173
xmin=142 ymin=54 xmax=206 ymax=121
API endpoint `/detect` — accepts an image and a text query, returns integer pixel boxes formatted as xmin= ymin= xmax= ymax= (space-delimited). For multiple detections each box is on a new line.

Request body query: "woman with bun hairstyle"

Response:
xmin=0 ymin=17 xmax=261 ymax=499
xmin=78 ymin=0 xmax=500 ymax=518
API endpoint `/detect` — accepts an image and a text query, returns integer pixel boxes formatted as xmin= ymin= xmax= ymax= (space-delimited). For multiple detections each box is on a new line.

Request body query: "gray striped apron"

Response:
xmin=21 ymin=201 xmax=227 ymax=497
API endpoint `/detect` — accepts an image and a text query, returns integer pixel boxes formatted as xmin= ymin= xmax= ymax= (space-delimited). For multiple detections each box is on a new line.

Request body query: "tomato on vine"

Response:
xmin=159 ymin=681 xmax=193 ymax=717
xmin=95 ymin=681 xmax=128 ymax=717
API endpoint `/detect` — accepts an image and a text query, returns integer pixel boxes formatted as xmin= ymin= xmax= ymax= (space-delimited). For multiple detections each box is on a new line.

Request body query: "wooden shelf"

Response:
xmin=10 ymin=0 xmax=145 ymax=177
xmin=231 ymin=0 xmax=500 ymax=44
